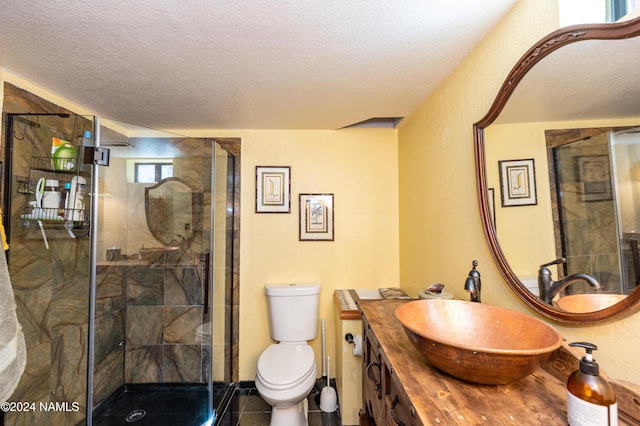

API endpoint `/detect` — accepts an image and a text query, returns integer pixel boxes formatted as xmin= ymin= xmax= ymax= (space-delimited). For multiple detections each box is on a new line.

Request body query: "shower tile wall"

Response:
xmin=2 ymin=84 xmax=92 ymax=425
xmin=93 ymin=264 xmax=126 ymax=405
xmin=124 ymin=261 xmax=207 ymax=384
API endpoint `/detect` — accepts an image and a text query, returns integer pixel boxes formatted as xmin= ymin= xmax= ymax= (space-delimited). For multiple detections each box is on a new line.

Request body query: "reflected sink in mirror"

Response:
xmin=396 ymin=300 xmax=563 ymax=385
xmin=556 ymin=294 xmax=627 ymax=313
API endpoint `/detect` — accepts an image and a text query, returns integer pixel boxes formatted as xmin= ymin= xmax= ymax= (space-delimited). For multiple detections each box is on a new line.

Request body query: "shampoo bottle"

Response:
xmin=78 ymin=130 xmax=92 ymax=172
xmin=567 ymin=342 xmax=617 ymax=426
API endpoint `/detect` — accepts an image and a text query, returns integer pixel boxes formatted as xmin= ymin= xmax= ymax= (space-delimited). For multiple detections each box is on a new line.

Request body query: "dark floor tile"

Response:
xmin=93 ymin=383 xmax=225 ymax=426
xmin=240 ymin=393 xmax=270 ymax=413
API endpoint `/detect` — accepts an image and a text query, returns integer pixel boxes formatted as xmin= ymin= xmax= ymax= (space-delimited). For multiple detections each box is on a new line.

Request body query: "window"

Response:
xmin=135 ymin=162 xmax=173 ymax=183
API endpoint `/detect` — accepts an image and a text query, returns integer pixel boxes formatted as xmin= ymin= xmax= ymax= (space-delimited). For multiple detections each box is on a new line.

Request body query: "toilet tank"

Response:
xmin=265 ymin=283 xmax=321 ymax=342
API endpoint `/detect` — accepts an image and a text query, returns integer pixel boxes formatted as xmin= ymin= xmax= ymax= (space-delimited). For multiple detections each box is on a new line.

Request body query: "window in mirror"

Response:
xmin=559 ymin=0 xmax=639 ymax=26
xmin=608 ymin=0 xmax=640 ymax=21
xmin=135 ymin=162 xmax=173 ymax=183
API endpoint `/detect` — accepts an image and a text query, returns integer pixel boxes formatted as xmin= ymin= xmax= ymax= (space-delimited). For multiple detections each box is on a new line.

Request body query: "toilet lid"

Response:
xmin=257 ymin=344 xmax=315 ymax=388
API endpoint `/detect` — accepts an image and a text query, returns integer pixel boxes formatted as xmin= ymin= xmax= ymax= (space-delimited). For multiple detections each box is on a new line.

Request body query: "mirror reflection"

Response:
xmin=145 ymin=177 xmax=201 ymax=247
xmin=476 ymin=18 xmax=640 ymax=322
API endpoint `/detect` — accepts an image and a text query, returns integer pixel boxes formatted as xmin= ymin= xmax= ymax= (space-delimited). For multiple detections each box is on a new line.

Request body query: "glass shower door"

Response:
xmin=91 ymin=120 xmax=215 ymax=425
xmin=609 ymin=128 xmax=640 ymax=294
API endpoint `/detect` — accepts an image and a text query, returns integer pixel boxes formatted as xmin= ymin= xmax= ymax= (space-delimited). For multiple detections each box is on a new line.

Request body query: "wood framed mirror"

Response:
xmin=474 ymin=16 xmax=640 ymax=324
xmin=145 ymin=177 xmax=202 ymax=246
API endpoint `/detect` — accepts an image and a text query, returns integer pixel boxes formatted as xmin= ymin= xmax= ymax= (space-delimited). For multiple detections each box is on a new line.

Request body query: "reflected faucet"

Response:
xmin=464 ymin=260 xmax=481 ymax=303
xmin=538 ymin=258 xmax=601 ymax=305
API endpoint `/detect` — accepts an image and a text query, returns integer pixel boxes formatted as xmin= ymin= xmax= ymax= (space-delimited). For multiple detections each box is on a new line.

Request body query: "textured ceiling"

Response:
xmin=0 ymin=1 xmax=518 ymax=130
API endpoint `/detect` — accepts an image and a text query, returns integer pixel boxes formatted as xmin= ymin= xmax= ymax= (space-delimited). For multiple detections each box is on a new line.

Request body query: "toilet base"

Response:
xmin=269 ymin=398 xmax=308 ymax=426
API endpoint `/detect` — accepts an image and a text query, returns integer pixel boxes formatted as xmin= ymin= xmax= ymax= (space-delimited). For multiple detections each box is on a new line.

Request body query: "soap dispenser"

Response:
xmin=567 ymin=342 xmax=617 ymax=425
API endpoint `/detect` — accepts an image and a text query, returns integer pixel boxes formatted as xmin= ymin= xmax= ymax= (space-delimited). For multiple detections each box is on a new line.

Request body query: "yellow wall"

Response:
xmin=398 ymin=0 xmax=640 ymax=385
xmin=235 ymin=129 xmax=399 ymax=380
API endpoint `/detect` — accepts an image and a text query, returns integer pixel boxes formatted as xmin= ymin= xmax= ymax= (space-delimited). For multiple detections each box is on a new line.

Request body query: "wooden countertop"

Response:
xmin=358 ymin=298 xmax=640 ymax=425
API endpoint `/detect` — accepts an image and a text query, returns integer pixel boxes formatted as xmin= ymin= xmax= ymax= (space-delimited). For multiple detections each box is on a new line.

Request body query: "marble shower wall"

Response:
xmin=123 ymin=260 xmax=207 ymax=384
xmin=2 ymin=84 xmax=92 ymax=425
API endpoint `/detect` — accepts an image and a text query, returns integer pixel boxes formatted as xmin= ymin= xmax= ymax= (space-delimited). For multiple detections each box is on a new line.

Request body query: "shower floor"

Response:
xmin=92 ymin=382 xmax=232 ymax=425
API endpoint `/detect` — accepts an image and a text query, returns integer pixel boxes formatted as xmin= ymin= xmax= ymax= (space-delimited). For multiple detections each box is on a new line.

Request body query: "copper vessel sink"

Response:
xmin=395 ymin=299 xmax=563 ymax=385
xmin=555 ymin=294 xmax=627 ymax=313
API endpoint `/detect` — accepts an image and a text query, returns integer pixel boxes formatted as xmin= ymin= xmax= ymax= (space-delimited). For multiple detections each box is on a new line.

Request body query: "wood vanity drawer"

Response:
xmin=386 ymin=372 xmax=417 ymax=426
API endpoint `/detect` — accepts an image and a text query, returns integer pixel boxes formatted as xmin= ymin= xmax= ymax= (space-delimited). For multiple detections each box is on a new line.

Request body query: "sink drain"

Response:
xmin=125 ymin=409 xmax=146 ymax=422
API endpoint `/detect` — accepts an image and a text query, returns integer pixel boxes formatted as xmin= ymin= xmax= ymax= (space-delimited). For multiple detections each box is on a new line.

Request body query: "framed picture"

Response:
xmin=256 ymin=166 xmax=291 ymax=213
xmin=576 ymin=155 xmax=612 ymax=202
xmin=299 ymin=194 xmax=334 ymax=241
xmin=499 ymin=159 xmax=537 ymax=207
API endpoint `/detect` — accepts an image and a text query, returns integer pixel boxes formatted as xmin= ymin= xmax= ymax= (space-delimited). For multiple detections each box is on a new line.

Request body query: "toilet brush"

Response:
xmin=319 ymin=356 xmax=338 ymax=412
xmin=321 ymin=317 xmax=326 ymax=378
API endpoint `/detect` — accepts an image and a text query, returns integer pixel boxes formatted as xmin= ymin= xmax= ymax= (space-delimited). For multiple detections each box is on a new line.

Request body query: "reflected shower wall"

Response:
xmin=550 ymin=130 xmax=622 ymax=293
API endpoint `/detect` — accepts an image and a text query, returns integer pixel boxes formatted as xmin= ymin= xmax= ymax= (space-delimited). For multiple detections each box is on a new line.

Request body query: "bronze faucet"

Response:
xmin=538 ymin=258 xmax=601 ymax=304
xmin=464 ymin=260 xmax=481 ymax=303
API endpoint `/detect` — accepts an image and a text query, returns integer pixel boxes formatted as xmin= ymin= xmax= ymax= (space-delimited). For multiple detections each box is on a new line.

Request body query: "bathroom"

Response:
xmin=1 ymin=0 xmax=640 ymax=424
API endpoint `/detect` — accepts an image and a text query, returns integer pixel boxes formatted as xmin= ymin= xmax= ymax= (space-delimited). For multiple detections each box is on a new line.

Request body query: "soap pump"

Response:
xmin=567 ymin=342 xmax=617 ymax=425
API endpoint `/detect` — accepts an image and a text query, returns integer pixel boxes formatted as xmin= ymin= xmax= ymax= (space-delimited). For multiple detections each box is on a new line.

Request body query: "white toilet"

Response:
xmin=255 ymin=283 xmax=320 ymax=426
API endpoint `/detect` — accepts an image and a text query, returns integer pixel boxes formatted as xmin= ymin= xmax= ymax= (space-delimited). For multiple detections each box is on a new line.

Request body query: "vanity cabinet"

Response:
xmin=357 ymin=298 xmax=640 ymax=426
xmin=362 ymin=313 xmax=417 ymax=425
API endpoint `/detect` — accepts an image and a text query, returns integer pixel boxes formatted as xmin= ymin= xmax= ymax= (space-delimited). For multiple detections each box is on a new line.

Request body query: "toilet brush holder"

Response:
xmin=319 ymin=356 xmax=338 ymax=412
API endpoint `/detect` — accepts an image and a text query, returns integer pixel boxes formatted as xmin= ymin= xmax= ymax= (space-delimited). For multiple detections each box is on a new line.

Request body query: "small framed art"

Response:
xmin=498 ymin=159 xmax=537 ymax=207
xmin=299 ymin=194 xmax=334 ymax=241
xmin=577 ymin=155 xmax=612 ymax=202
xmin=256 ymin=166 xmax=291 ymax=213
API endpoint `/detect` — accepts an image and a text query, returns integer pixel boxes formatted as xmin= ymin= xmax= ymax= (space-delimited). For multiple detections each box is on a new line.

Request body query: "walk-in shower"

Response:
xmin=1 ymin=83 xmax=238 ymax=425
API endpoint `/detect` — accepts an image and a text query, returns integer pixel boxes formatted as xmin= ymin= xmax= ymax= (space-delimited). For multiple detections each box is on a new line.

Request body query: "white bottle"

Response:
xmin=42 ymin=179 xmax=61 ymax=218
xmin=64 ymin=176 xmax=86 ymax=222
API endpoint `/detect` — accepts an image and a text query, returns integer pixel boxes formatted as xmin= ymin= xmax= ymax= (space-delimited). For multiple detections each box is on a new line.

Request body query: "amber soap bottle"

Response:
xmin=567 ymin=342 xmax=617 ymax=425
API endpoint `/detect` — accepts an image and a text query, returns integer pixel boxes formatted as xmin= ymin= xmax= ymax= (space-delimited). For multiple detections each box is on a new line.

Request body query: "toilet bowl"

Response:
xmin=255 ymin=343 xmax=317 ymax=426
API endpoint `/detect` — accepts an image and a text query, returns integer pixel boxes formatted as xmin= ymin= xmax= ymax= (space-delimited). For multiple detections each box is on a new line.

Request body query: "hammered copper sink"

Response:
xmin=395 ymin=300 xmax=563 ymax=385
xmin=555 ymin=294 xmax=627 ymax=313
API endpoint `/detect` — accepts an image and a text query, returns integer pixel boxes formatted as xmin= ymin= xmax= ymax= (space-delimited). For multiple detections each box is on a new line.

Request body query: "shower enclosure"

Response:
xmin=1 ymin=83 xmax=237 ymax=425
xmin=550 ymin=127 xmax=640 ymax=295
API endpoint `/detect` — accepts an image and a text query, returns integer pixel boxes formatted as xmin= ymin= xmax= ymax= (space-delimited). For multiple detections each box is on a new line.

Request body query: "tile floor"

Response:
xmin=216 ymin=380 xmax=341 ymax=426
